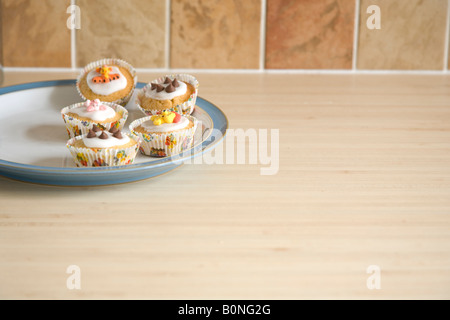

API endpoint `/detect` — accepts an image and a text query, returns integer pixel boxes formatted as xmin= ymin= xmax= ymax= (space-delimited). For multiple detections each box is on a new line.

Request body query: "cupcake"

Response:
xmin=66 ymin=125 xmax=140 ymax=167
xmin=136 ymin=74 xmax=198 ymax=116
xmin=129 ymin=111 xmax=198 ymax=157
xmin=77 ymin=58 xmax=137 ymax=106
xmin=61 ymin=99 xmax=128 ymax=138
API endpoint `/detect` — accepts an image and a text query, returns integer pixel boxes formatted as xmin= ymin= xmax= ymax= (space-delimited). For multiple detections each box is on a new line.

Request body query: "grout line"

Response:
xmin=4 ymin=67 xmax=82 ymax=72
xmin=70 ymin=0 xmax=77 ymax=70
xmin=165 ymin=0 xmax=171 ymax=70
xmin=352 ymin=0 xmax=361 ymax=71
xmin=259 ymin=0 xmax=267 ymax=71
xmin=264 ymin=69 xmax=450 ymax=75
xmin=5 ymin=66 xmax=450 ymax=75
xmin=443 ymin=0 xmax=450 ymax=71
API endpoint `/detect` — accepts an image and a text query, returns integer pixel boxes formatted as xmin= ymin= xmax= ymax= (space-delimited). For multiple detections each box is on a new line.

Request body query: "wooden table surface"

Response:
xmin=0 ymin=71 xmax=449 ymax=299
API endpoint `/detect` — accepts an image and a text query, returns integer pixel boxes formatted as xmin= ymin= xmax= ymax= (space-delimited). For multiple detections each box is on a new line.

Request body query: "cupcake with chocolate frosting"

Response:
xmin=61 ymin=99 xmax=128 ymax=138
xmin=66 ymin=125 xmax=140 ymax=167
xmin=136 ymin=74 xmax=198 ymax=116
xmin=77 ymin=58 xmax=137 ymax=106
xmin=129 ymin=111 xmax=198 ymax=157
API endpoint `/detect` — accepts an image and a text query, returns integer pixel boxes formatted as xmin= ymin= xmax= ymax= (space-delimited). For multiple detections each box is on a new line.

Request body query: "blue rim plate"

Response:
xmin=0 ymin=80 xmax=228 ymax=186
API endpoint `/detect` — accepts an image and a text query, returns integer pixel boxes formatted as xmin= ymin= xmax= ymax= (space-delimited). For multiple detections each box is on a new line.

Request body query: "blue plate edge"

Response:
xmin=0 ymin=80 xmax=229 ymax=186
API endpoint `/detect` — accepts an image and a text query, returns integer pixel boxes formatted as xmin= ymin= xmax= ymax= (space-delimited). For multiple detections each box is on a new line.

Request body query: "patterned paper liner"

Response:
xmin=135 ymin=74 xmax=199 ymax=116
xmin=66 ymin=134 xmax=141 ymax=167
xmin=129 ymin=115 xmax=198 ymax=158
xmin=76 ymin=58 xmax=138 ymax=106
xmin=61 ymin=101 xmax=128 ymax=138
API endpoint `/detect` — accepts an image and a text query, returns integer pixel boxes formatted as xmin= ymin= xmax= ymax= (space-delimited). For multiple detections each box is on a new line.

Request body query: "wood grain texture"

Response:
xmin=170 ymin=0 xmax=261 ymax=69
xmin=265 ymin=0 xmax=355 ymax=69
xmin=358 ymin=0 xmax=448 ymax=70
xmin=1 ymin=0 xmax=71 ymax=67
xmin=1 ymin=72 xmax=450 ymax=299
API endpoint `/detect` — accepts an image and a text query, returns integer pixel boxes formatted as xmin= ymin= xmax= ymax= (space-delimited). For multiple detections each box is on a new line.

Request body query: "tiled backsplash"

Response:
xmin=1 ymin=0 xmax=449 ymax=71
xmin=357 ymin=0 xmax=447 ymax=70
xmin=266 ymin=0 xmax=355 ymax=69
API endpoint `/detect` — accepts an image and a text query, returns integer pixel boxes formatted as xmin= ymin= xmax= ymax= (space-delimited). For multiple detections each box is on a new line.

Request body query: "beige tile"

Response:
xmin=358 ymin=0 xmax=447 ymax=70
xmin=265 ymin=0 xmax=355 ymax=69
xmin=2 ymin=0 xmax=71 ymax=67
xmin=170 ymin=0 xmax=261 ymax=69
xmin=76 ymin=0 xmax=166 ymax=68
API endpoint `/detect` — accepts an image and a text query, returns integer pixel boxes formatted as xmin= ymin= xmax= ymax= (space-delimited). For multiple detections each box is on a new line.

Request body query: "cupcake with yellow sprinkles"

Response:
xmin=129 ymin=111 xmax=198 ymax=157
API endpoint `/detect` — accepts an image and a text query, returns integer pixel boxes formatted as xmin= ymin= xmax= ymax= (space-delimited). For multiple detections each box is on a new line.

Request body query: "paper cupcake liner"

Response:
xmin=66 ymin=134 xmax=141 ymax=167
xmin=129 ymin=115 xmax=198 ymax=157
xmin=135 ymin=74 xmax=199 ymax=116
xmin=61 ymin=101 xmax=128 ymax=138
xmin=76 ymin=58 xmax=138 ymax=107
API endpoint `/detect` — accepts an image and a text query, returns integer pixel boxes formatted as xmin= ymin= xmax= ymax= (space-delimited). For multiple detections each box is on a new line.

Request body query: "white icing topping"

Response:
xmin=145 ymin=80 xmax=187 ymax=101
xmin=141 ymin=116 xmax=189 ymax=133
xmin=83 ymin=130 xmax=130 ymax=148
xmin=87 ymin=66 xmax=127 ymax=96
xmin=70 ymin=102 xmax=116 ymax=121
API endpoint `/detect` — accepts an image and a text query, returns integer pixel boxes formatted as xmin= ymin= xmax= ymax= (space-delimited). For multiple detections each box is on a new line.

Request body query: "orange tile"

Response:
xmin=265 ymin=0 xmax=355 ymax=69
xmin=76 ymin=0 xmax=166 ymax=68
xmin=170 ymin=0 xmax=261 ymax=69
xmin=2 ymin=0 xmax=71 ymax=67
xmin=358 ymin=0 xmax=447 ymax=70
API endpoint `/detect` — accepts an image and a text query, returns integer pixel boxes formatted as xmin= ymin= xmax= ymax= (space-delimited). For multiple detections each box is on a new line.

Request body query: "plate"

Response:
xmin=0 ymin=80 xmax=228 ymax=186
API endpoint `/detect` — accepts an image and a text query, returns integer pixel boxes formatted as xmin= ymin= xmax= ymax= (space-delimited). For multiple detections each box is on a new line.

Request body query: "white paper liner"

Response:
xmin=76 ymin=58 xmax=138 ymax=106
xmin=129 ymin=115 xmax=198 ymax=157
xmin=61 ymin=101 xmax=128 ymax=138
xmin=66 ymin=134 xmax=141 ymax=167
xmin=135 ymin=74 xmax=199 ymax=116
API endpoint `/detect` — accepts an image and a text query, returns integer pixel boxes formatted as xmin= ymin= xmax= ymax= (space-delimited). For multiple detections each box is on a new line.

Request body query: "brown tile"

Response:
xmin=358 ymin=0 xmax=447 ymax=70
xmin=265 ymin=0 xmax=355 ymax=69
xmin=2 ymin=0 xmax=71 ymax=67
xmin=170 ymin=0 xmax=261 ymax=69
xmin=76 ymin=0 xmax=166 ymax=68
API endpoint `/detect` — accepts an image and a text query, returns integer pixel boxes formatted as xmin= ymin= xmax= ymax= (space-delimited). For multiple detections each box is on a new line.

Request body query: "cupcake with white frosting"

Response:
xmin=66 ymin=125 xmax=140 ymax=167
xmin=61 ymin=99 xmax=128 ymax=138
xmin=129 ymin=111 xmax=198 ymax=157
xmin=77 ymin=58 xmax=137 ymax=106
xmin=136 ymin=74 xmax=198 ymax=116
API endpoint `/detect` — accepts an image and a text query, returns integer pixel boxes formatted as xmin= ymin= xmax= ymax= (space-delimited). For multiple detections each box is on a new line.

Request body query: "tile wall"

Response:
xmin=1 ymin=0 xmax=449 ymax=71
